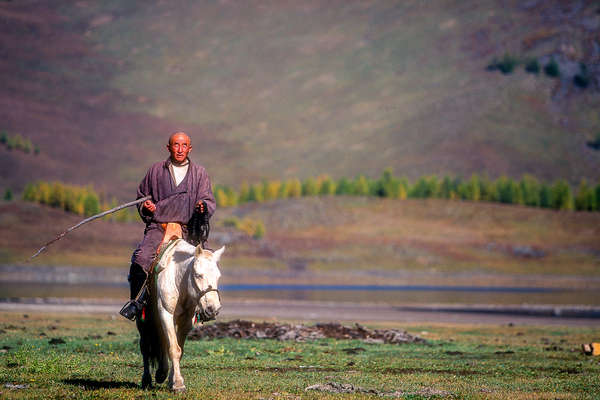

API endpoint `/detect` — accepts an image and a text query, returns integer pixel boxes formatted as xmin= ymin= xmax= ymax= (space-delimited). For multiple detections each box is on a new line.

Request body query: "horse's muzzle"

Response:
xmin=197 ymin=304 xmax=221 ymax=322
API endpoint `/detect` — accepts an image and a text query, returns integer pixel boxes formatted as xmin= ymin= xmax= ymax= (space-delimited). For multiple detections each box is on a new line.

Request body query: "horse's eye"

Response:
xmin=195 ymin=272 xmax=204 ymax=279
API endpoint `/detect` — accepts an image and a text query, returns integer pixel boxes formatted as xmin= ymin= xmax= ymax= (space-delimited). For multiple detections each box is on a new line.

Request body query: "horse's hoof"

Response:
xmin=172 ymin=384 xmax=186 ymax=393
xmin=141 ymin=378 xmax=153 ymax=390
xmin=155 ymin=367 xmax=168 ymax=384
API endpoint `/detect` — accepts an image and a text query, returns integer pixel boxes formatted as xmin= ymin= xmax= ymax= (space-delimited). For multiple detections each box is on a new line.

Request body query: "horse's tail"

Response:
xmin=139 ymin=277 xmax=168 ymax=368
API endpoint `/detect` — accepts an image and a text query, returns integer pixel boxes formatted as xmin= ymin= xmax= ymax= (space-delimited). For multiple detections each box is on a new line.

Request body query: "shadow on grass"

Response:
xmin=63 ymin=378 xmax=138 ymax=390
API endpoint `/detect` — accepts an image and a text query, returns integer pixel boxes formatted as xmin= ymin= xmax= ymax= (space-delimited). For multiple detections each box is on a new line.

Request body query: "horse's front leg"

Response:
xmin=176 ymin=313 xmax=194 ymax=360
xmin=158 ymin=305 xmax=185 ymax=392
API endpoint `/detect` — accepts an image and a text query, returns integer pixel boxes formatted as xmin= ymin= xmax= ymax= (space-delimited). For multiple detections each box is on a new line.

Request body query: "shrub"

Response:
xmin=0 ymin=130 xmax=7 ymax=144
xmin=497 ymin=53 xmax=519 ymax=74
xmin=573 ymin=63 xmax=589 ymax=89
xmin=3 ymin=188 xmax=12 ymax=201
xmin=252 ymin=220 xmax=265 ymax=239
xmin=524 ymin=58 xmax=540 ymax=74
xmin=544 ymin=58 xmax=560 ymax=77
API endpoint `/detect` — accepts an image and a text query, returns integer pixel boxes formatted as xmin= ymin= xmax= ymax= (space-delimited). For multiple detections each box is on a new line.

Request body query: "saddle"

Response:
xmin=119 ymin=223 xmax=183 ymax=321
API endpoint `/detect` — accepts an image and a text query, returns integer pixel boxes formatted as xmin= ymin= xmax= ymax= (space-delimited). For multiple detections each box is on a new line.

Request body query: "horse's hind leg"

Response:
xmin=137 ymin=320 xmax=153 ymax=389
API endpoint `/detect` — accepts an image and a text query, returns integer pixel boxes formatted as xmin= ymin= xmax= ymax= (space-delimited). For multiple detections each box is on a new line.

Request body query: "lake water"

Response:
xmin=1 ymin=281 xmax=598 ymax=306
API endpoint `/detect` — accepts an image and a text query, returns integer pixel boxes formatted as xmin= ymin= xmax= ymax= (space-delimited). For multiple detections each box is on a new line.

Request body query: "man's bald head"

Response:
xmin=168 ymin=132 xmax=191 ymax=146
xmin=167 ymin=132 xmax=192 ymax=164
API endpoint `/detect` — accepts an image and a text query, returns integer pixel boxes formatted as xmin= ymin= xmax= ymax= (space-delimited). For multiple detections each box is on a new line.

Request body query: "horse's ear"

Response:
xmin=195 ymin=244 xmax=204 ymax=258
xmin=213 ymin=246 xmax=225 ymax=262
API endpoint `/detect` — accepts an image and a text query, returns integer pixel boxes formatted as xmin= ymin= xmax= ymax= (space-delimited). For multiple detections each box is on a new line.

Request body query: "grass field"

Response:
xmin=0 ymin=312 xmax=599 ymax=399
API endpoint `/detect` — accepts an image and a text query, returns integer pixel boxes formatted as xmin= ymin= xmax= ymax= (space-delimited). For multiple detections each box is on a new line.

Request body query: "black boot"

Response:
xmin=119 ymin=286 xmax=148 ymax=321
xmin=120 ymin=263 xmax=148 ymax=321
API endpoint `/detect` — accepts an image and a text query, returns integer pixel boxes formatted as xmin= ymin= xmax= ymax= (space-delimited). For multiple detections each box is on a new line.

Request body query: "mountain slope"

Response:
xmin=1 ymin=0 xmax=599 ymax=198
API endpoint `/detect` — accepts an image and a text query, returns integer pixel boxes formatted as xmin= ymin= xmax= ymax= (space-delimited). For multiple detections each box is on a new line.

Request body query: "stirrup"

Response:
xmin=120 ymin=286 xmax=149 ymax=321
xmin=119 ymin=300 xmax=142 ymax=321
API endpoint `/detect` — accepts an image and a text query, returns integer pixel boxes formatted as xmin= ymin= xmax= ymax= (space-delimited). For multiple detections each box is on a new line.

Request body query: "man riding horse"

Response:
xmin=120 ymin=132 xmax=216 ymax=320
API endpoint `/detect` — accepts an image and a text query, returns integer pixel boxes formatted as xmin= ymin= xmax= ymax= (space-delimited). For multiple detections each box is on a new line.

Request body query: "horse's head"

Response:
xmin=192 ymin=245 xmax=223 ymax=322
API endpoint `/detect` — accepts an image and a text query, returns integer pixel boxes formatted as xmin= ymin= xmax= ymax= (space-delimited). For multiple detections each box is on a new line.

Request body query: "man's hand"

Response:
xmin=195 ymin=200 xmax=205 ymax=213
xmin=143 ymin=200 xmax=156 ymax=213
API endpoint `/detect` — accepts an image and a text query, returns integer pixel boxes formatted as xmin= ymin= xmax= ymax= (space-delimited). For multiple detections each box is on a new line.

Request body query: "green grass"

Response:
xmin=1 ymin=312 xmax=599 ymax=399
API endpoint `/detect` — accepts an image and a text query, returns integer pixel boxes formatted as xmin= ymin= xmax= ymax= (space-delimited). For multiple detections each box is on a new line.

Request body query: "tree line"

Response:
xmin=19 ymin=172 xmax=600 ymax=221
xmin=21 ymin=181 xmax=137 ymax=221
xmin=1 ymin=130 xmax=40 ymax=155
xmin=213 ymin=169 xmax=600 ymax=212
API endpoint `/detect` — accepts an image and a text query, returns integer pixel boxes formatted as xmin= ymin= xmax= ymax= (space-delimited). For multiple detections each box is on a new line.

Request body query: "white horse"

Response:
xmin=136 ymin=239 xmax=223 ymax=391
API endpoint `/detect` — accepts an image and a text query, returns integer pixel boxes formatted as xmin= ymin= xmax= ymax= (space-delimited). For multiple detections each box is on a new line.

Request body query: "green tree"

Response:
xmin=550 ymin=180 xmax=573 ymax=210
xmin=335 ymin=177 xmax=353 ymax=195
xmin=22 ymin=183 xmax=36 ymax=202
xmin=286 ymin=179 xmax=302 ymax=198
xmin=353 ymin=175 xmax=370 ymax=196
xmin=319 ymin=176 xmax=336 ymax=196
xmin=49 ymin=182 xmax=66 ymax=208
xmin=410 ymin=176 xmax=438 ymax=198
xmin=5 ymin=136 xmax=15 ymax=150
xmin=460 ymin=174 xmax=481 ymax=201
xmin=539 ymin=183 xmax=551 ymax=208
xmin=224 ymin=186 xmax=239 ymax=206
xmin=544 ymin=58 xmax=560 ymax=77
xmin=479 ymin=174 xmax=497 ymax=202
xmin=278 ymin=181 xmax=289 ymax=199
xmin=253 ymin=220 xmax=266 ymax=239
xmin=495 ymin=176 xmax=521 ymax=204
xmin=520 ymin=174 xmax=541 ymax=207
xmin=83 ymin=189 xmax=100 ymax=217
xmin=248 ymin=183 xmax=264 ymax=203
xmin=525 ymin=58 xmax=540 ymax=74
xmin=214 ymin=187 xmax=229 ymax=207
xmin=3 ymin=188 xmax=13 ymax=201
xmin=13 ymin=134 xmax=25 ymax=151
xmin=377 ymin=168 xmax=402 ymax=198
xmin=574 ymin=179 xmax=595 ymax=211
xmin=439 ymin=176 xmax=453 ymax=199
xmin=36 ymin=181 xmax=52 ymax=205
xmin=301 ymin=177 xmax=319 ymax=197
xmin=264 ymin=180 xmax=281 ymax=201
xmin=238 ymin=182 xmax=250 ymax=204
xmin=23 ymin=138 xmax=33 ymax=154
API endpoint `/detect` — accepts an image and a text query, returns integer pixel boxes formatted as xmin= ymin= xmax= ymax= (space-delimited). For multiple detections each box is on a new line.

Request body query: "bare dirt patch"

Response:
xmin=188 ymin=320 xmax=427 ymax=344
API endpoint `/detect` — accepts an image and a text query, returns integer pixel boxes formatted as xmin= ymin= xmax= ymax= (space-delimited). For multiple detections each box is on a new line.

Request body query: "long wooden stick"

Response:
xmin=29 ymin=195 xmax=152 ymax=261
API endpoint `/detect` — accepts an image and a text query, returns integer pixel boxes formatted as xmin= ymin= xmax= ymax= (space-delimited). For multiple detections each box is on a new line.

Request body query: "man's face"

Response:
xmin=167 ymin=133 xmax=192 ymax=163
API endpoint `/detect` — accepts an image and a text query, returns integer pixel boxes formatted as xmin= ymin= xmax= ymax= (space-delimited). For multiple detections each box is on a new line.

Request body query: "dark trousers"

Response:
xmin=128 ymin=263 xmax=147 ymax=300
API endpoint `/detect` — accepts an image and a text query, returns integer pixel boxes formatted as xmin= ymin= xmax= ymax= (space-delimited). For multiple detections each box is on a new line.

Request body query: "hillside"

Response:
xmin=2 ymin=197 xmax=599 ymax=289
xmin=1 ymin=0 xmax=599 ymax=198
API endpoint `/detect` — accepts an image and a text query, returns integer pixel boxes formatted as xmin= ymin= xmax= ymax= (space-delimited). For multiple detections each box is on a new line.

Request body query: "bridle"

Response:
xmin=197 ymin=285 xmax=221 ymax=302
xmin=193 ymin=280 xmax=221 ymax=323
